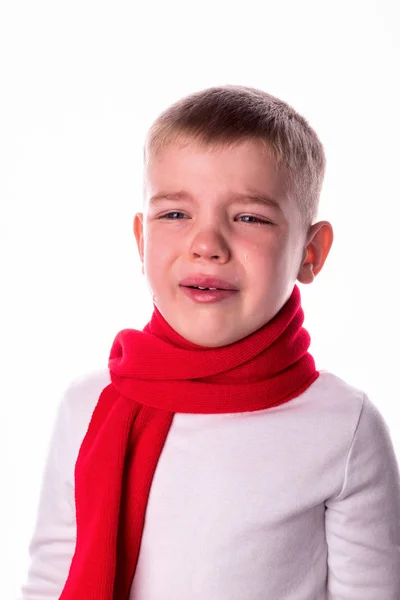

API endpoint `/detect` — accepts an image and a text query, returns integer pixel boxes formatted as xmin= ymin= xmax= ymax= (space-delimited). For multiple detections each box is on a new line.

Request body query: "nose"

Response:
xmin=189 ymin=228 xmax=231 ymax=263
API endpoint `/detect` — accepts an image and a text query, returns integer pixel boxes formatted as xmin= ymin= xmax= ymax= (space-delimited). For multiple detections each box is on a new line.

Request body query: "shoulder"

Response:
xmin=312 ymin=370 xmax=365 ymax=402
xmin=57 ymin=368 xmax=111 ymax=459
xmin=299 ymin=370 xmax=366 ymax=422
xmin=298 ymin=371 xmax=399 ymax=500
xmin=62 ymin=367 xmax=111 ymax=407
xmin=306 ymin=370 xmax=393 ymax=451
xmin=296 ymin=371 xmax=377 ymax=454
xmin=61 ymin=367 xmax=111 ymax=416
xmin=313 ymin=370 xmax=387 ymax=420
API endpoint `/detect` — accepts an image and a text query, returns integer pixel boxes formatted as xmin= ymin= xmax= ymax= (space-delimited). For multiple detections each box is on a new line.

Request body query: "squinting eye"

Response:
xmin=238 ymin=215 xmax=273 ymax=225
xmin=159 ymin=212 xmax=187 ymax=219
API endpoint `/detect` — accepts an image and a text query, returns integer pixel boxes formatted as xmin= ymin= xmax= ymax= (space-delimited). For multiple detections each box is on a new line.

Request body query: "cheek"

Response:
xmin=244 ymin=237 xmax=283 ymax=269
xmin=143 ymin=235 xmax=175 ymax=284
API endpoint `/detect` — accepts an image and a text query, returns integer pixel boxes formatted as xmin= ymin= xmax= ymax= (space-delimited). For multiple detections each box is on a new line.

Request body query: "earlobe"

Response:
xmin=297 ymin=221 xmax=334 ymax=284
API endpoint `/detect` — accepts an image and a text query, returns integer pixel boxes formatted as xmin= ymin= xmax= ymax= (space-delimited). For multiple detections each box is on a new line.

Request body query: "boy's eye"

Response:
xmin=159 ymin=211 xmax=187 ymax=219
xmin=238 ymin=215 xmax=273 ymax=225
xmin=159 ymin=212 xmax=273 ymax=225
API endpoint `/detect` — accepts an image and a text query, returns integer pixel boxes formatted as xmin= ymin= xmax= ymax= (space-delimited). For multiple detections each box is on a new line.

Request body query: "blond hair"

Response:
xmin=144 ymin=85 xmax=326 ymax=227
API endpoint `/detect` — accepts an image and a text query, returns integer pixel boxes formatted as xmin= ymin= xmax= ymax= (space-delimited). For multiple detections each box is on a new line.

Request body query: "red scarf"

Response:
xmin=59 ymin=285 xmax=318 ymax=600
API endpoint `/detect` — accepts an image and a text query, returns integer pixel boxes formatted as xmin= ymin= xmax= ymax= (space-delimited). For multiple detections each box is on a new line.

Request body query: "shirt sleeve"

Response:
xmin=19 ymin=386 xmax=77 ymax=600
xmin=325 ymin=393 xmax=400 ymax=599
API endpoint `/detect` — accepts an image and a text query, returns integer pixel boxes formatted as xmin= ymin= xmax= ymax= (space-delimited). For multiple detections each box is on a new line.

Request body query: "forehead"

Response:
xmin=144 ymin=138 xmax=292 ymax=206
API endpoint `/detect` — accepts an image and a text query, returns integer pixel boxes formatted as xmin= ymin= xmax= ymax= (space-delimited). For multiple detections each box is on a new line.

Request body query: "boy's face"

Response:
xmin=134 ymin=139 xmax=316 ymax=347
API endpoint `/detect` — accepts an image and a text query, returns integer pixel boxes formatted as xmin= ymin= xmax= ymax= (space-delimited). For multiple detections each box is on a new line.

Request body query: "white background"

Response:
xmin=1 ymin=0 xmax=399 ymax=596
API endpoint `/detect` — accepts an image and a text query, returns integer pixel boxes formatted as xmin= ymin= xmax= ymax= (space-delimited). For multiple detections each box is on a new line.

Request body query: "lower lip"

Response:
xmin=180 ymin=286 xmax=238 ymax=303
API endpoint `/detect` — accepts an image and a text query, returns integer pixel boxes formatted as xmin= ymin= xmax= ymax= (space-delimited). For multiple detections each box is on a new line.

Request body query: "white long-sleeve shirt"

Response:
xmin=19 ymin=369 xmax=400 ymax=599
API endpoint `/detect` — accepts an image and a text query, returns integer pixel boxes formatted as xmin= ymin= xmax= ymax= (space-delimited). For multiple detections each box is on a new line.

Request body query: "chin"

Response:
xmin=173 ymin=323 xmax=232 ymax=348
xmin=185 ymin=329 xmax=245 ymax=348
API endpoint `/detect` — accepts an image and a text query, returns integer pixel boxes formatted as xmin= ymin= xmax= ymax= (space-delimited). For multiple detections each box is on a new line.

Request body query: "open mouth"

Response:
xmin=186 ymin=285 xmax=220 ymax=291
xmin=180 ymin=285 xmax=238 ymax=303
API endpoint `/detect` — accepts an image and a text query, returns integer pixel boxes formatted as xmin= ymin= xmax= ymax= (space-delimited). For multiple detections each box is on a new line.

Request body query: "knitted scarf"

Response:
xmin=59 ymin=285 xmax=318 ymax=600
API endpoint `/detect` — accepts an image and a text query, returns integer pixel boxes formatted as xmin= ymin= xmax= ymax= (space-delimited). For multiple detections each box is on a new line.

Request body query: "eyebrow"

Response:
xmin=149 ymin=191 xmax=282 ymax=211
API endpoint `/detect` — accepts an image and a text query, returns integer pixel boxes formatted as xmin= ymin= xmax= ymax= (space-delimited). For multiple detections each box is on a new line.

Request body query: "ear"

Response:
xmin=133 ymin=212 xmax=145 ymax=275
xmin=297 ymin=220 xmax=334 ymax=284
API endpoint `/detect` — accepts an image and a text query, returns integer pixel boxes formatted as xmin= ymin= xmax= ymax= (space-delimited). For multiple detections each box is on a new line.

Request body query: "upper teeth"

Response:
xmin=196 ymin=286 xmax=217 ymax=290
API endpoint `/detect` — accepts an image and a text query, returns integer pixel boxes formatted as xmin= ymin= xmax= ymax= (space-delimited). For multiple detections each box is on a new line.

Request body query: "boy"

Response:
xmin=20 ymin=86 xmax=400 ymax=599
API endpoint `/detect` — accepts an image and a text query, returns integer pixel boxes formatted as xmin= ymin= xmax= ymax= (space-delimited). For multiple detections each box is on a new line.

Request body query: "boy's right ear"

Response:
xmin=133 ymin=212 xmax=145 ymax=274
